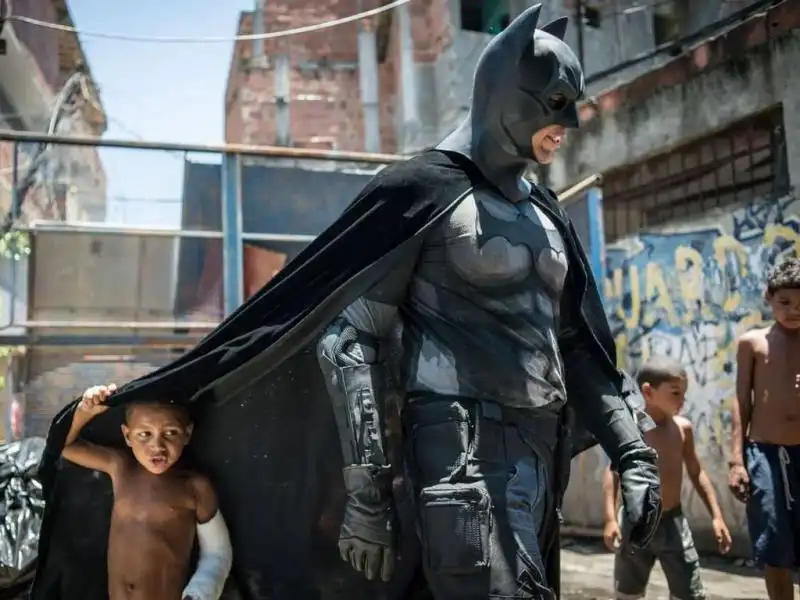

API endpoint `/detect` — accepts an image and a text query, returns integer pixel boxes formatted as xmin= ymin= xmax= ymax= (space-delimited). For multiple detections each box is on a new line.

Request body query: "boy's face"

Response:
xmin=766 ymin=288 xmax=800 ymax=330
xmin=642 ymin=376 xmax=687 ymax=420
xmin=121 ymin=405 xmax=193 ymax=475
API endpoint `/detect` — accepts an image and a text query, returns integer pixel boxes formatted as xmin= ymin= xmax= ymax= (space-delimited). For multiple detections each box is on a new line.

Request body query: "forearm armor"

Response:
xmin=317 ymin=317 xmax=388 ymax=467
xmin=562 ymin=341 xmax=654 ymax=469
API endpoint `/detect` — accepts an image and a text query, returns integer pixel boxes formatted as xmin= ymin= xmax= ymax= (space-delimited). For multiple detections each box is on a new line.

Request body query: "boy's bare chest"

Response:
xmin=754 ymin=335 xmax=800 ymax=401
xmin=645 ymin=424 xmax=683 ymax=471
xmin=113 ymin=469 xmax=195 ymax=523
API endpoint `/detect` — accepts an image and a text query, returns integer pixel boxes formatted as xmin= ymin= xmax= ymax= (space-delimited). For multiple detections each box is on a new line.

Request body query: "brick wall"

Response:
xmin=224 ymin=0 xmax=456 ymax=153
xmin=21 ymin=354 xmax=174 ymax=437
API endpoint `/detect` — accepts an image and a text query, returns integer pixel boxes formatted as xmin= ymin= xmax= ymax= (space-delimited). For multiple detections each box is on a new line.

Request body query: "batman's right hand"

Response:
xmin=618 ymin=446 xmax=662 ymax=549
xmin=339 ymin=464 xmax=395 ymax=582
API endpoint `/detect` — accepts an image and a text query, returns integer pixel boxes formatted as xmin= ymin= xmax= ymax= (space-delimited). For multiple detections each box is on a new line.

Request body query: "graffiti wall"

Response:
xmin=604 ymin=193 xmax=800 ymax=549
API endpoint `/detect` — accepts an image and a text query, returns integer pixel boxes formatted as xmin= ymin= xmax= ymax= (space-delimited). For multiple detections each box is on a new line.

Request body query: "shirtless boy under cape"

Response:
xmin=62 ymin=383 xmax=233 ymax=600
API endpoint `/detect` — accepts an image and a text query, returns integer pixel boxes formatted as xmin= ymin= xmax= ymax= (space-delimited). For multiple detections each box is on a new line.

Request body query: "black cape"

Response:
xmin=28 ymin=151 xmax=615 ymax=600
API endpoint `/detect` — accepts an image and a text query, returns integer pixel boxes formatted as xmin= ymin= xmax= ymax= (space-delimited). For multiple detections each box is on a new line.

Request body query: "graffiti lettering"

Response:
xmin=605 ymin=195 xmax=800 ymax=451
xmin=603 ymin=194 xmax=799 ymax=525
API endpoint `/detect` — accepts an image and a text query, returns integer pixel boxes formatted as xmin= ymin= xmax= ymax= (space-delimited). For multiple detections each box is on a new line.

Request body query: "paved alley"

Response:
xmin=560 ymin=538 xmax=767 ymax=599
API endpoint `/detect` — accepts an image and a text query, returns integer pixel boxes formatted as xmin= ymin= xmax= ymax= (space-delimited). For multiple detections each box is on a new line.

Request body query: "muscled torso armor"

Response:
xmin=342 ymin=186 xmax=569 ymax=414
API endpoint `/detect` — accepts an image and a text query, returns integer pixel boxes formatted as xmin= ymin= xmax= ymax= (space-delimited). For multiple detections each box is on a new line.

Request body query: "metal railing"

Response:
xmin=0 ymin=130 xmax=406 ymax=347
xmin=0 ymin=129 xmax=601 ymax=348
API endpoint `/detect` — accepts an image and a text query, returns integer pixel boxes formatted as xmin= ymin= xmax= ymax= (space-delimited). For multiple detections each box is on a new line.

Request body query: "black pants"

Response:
xmin=402 ymin=395 xmax=563 ymax=600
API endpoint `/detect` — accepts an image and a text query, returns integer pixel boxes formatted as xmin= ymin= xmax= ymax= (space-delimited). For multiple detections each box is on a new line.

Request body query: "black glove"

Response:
xmin=339 ymin=464 xmax=395 ymax=582
xmin=618 ymin=446 xmax=662 ymax=548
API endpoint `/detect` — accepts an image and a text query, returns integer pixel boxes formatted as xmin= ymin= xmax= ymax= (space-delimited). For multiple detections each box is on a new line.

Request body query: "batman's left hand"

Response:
xmin=618 ymin=446 xmax=662 ymax=548
xmin=339 ymin=464 xmax=395 ymax=582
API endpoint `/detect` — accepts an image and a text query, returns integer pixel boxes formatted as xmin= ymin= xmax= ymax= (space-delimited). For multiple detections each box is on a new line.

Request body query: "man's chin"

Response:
xmin=533 ymin=150 xmax=556 ymax=165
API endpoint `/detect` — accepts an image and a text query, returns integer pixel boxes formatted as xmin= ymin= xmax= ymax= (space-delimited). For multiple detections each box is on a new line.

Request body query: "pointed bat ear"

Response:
xmin=541 ymin=17 xmax=568 ymax=40
xmin=499 ymin=3 xmax=542 ymax=54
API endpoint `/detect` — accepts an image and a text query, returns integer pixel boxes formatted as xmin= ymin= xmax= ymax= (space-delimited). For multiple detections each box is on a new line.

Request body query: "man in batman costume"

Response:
xmin=25 ymin=5 xmax=661 ymax=600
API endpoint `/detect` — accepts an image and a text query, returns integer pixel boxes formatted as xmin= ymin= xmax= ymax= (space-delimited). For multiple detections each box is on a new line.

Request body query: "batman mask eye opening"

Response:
xmin=547 ymin=92 xmax=567 ymax=111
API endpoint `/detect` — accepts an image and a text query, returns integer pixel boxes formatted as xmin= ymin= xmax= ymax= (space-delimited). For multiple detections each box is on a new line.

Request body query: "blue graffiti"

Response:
xmin=605 ymin=196 xmax=800 ymax=342
xmin=602 ymin=195 xmax=800 ymax=509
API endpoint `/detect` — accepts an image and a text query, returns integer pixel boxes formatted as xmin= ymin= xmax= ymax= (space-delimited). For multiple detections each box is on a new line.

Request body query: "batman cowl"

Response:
xmin=438 ymin=3 xmax=585 ymax=202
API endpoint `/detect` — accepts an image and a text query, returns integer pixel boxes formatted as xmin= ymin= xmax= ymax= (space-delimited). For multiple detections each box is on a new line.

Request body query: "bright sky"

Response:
xmin=67 ymin=0 xmax=253 ymax=228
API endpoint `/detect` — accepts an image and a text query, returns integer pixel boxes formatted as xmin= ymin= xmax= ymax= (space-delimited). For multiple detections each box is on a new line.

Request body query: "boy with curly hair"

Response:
xmin=730 ymin=257 xmax=800 ymax=600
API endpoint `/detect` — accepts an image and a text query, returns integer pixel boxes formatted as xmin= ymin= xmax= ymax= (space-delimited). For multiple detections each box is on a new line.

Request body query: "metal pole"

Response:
xmin=21 ymin=221 xmax=224 ymax=239
xmin=10 ymin=141 xmax=19 ymax=222
xmin=20 ymin=221 xmax=319 ymax=244
xmin=6 ymin=142 xmax=20 ymax=331
xmin=20 ymin=320 xmax=218 ymax=329
xmin=576 ymin=0 xmax=585 ymax=67
xmin=585 ymin=187 xmax=605 ymax=288
xmin=241 ymin=232 xmax=315 ymax=243
xmin=252 ymin=0 xmax=264 ymax=58
xmin=0 ymin=129 xmax=405 ymax=164
xmin=3 ymin=334 xmax=207 ymax=348
xmin=222 ymin=152 xmax=244 ymax=315
xmin=558 ymin=173 xmax=602 ymax=205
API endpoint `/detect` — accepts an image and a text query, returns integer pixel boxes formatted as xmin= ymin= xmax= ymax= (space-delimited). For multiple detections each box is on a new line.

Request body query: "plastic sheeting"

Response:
xmin=0 ymin=437 xmax=46 ymax=588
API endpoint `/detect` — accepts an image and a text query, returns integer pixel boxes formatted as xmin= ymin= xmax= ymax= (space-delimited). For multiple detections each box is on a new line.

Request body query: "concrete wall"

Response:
xmin=552 ymin=0 xmax=747 ymax=94
xmin=562 ymin=191 xmax=800 ymax=553
xmin=21 ymin=231 xmax=182 ymax=435
xmin=547 ymin=30 xmax=800 ymax=192
xmin=31 ymin=232 xmax=178 ymax=324
xmin=605 ymin=193 xmax=793 ymax=553
xmin=225 ymin=0 xmax=761 ymax=154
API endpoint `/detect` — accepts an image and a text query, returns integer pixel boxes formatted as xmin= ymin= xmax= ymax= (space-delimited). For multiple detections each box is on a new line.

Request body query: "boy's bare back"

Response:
xmin=738 ymin=325 xmax=800 ymax=447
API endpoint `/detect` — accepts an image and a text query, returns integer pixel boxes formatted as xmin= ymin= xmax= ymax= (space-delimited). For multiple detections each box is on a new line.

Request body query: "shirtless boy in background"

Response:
xmin=730 ymin=257 xmax=800 ymax=600
xmin=603 ymin=357 xmax=731 ymax=600
xmin=61 ymin=383 xmax=233 ymax=600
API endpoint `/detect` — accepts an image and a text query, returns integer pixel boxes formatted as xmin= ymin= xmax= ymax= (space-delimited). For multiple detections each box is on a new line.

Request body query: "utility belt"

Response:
xmin=403 ymin=392 xmax=571 ymax=591
xmin=404 ymin=393 xmax=573 ymax=506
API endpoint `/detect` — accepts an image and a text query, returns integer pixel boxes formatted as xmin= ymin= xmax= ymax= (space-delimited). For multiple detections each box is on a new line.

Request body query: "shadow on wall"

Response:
xmin=562 ymin=192 xmax=800 ymax=557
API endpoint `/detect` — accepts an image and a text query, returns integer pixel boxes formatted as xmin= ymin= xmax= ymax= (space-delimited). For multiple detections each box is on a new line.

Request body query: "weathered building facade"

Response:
xmin=556 ymin=0 xmax=800 ymax=555
xmin=225 ymin=0 xmax=762 ymax=155
xmin=0 ymin=0 xmax=109 ymax=441
xmin=224 ymin=0 xmax=527 ymax=153
xmin=0 ymin=0 xmax=108 ymax=222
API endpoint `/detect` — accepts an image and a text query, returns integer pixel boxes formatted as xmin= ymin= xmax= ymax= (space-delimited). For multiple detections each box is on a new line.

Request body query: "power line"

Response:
xmin=5 ymin=0 xmax=411 ymax=44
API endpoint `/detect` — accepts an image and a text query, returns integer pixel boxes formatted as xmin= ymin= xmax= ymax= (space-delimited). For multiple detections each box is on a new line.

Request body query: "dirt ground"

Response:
xmin=560 ymin=538 xmax=769 ymax=599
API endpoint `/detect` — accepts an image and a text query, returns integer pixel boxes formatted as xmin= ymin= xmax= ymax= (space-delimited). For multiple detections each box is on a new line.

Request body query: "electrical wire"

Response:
xmin=4 ymin=0 xmax=411 ymax=44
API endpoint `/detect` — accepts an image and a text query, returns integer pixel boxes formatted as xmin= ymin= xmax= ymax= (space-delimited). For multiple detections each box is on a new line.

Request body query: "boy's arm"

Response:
xmin=184 ymin=474 xmax=232 ymax=600
xmin=731 ymin=334 xmax=755 ymax=466
xmin=681 ymin=418 xmax=723 ymax=521
xmin=193 ymin=473 xmax=221 ymax=524
xmin=61 ymin=386 xmax=124 ymax=476
xmin=602 ymin=465 xmax=620 ymax=524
